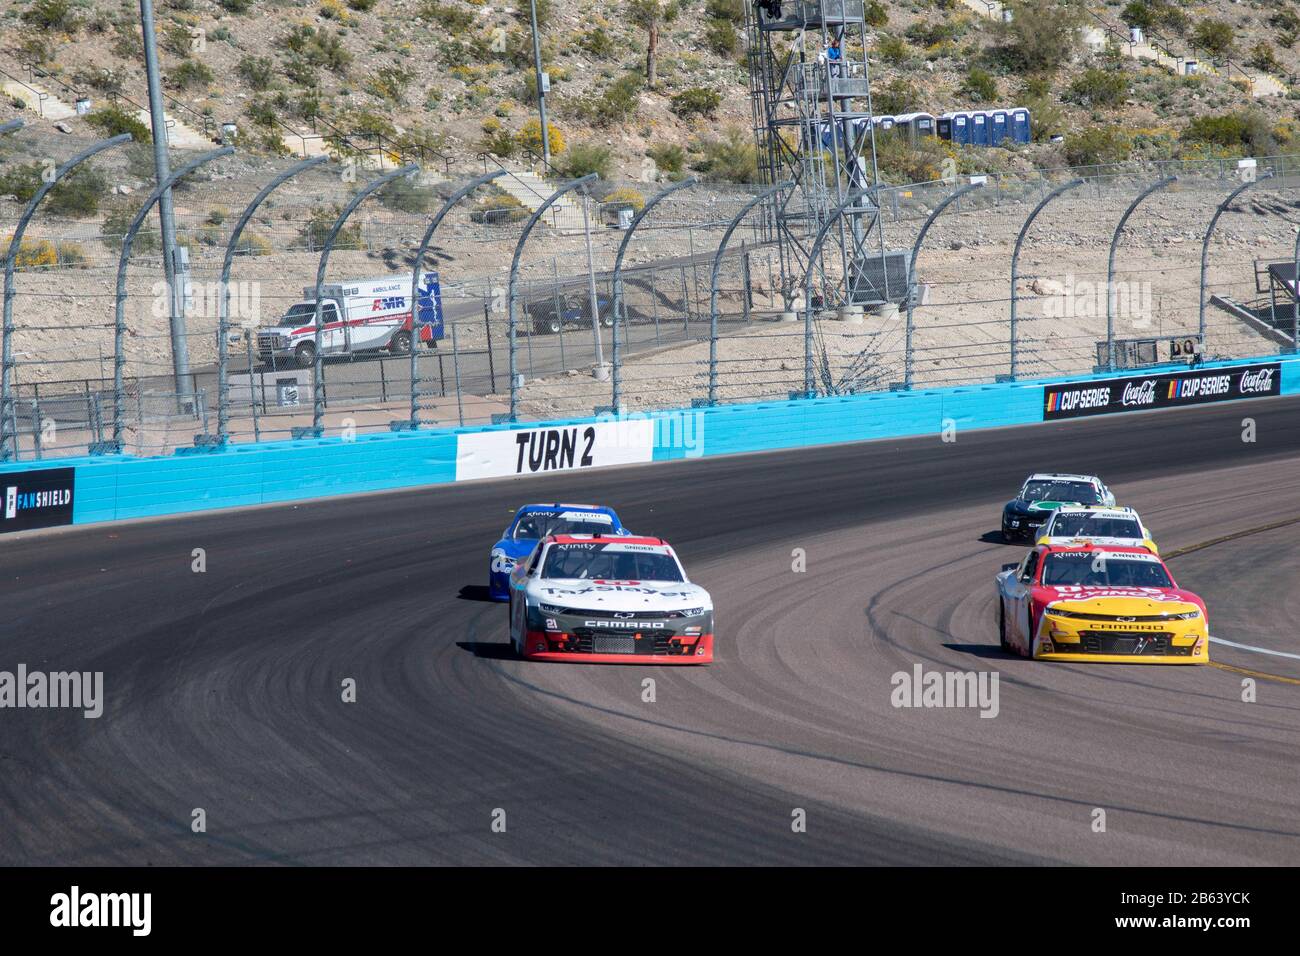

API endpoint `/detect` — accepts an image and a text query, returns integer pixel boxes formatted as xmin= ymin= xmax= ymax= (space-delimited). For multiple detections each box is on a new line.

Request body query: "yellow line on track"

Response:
xmin=1165 ymin=516 xmax=1300 ymax=685
xmin=1208 ymin=661 xmax=1300 ymax=686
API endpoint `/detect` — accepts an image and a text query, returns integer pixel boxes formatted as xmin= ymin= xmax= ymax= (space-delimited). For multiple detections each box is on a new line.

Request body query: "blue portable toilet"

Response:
xmin=936 ymin=115 xmax=952 ymax=141
xmin=894 ymin=112 xmax=936 ymax=142
xmin=970 ymin=110 xmax=990 ymax=146
xmin=1010 ymin=107 xmax=1032 ymax=144
xmin=874 ymin=115 xmax=896 ymax=134
xmin=988 ymin=109 xmax=1009 ymax=145
xmin=944 ymin=111 xmax=970 ymax=145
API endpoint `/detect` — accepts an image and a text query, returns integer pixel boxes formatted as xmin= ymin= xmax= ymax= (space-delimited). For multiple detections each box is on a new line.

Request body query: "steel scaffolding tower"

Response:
xmin=746 ymin=0 xmax=898 ymax=311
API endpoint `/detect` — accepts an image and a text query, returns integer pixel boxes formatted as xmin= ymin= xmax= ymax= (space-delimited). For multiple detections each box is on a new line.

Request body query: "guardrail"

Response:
xmin=3 ymin=353 xmax=1294 ymax=531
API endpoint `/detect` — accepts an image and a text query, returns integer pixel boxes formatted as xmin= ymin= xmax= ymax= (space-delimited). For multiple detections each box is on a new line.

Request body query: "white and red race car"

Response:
xmin=507 ymin=534 xmax=714 ymax=663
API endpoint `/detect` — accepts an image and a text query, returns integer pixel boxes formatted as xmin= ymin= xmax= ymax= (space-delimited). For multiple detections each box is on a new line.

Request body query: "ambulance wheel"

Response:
xmin=293 ymin=342 xmax=316 ymax=368
xmin=390 ymin=330 xmax=412 ymax=354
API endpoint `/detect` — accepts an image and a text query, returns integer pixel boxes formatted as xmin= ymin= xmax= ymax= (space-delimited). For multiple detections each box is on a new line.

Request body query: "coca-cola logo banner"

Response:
xmin=1043 ymin=362 xmax=1282 ymax=420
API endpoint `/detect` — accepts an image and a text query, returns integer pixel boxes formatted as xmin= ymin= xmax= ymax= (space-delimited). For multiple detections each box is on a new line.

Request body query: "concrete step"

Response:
xmin=2 ymin=79 xmax=77 ymax=120
xmin=131 ymin=108 xmax=213 ymax=149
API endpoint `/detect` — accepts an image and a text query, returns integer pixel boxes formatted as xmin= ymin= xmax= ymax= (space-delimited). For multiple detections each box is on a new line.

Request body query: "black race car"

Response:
xmin=1000 ymin=472 xmax=1116 ymax=542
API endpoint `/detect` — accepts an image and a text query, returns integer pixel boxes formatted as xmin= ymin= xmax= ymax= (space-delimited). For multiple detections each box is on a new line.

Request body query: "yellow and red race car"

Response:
xmin=995 ymin=543 xmax=1209 ymax=663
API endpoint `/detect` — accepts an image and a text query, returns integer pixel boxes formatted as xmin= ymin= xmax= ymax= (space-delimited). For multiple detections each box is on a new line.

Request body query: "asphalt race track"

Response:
xmin=3 ymin=397 xmax=1300 ymax=865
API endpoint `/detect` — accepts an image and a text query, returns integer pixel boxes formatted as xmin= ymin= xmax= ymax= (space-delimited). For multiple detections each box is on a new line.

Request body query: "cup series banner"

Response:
xmin=1 ymin=467 xmax=75 ymax=534
xmin=1043 ymin=362 xmax=1282 ymax=420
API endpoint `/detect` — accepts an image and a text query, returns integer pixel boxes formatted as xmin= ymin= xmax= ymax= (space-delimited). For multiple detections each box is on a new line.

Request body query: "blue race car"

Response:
xmin=487 ymin=503 xmax=630 ymax=600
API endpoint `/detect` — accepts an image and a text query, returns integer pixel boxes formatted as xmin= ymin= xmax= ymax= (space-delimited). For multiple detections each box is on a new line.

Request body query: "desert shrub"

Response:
xmin=691 ymin=126 xmax=757 ymax=183
xmin=961 ymin=67 xmax=998 ymax=103
xmin=705 ymin=0 xmax=744 ymax=22
xmin=237 ymin=55 xmax=276 ymax=91
xmin=1192 ymin=19 xmax=1235 ymax=59
xmin=479 ymin=127 xmax=517 ymax=159
xmin=556 ymin=142 xmax=614 ymax=179
xmin=22 ymin=0 xmax=77 ymax=31
xmin=1247 ymin=42 xmax=1280 ymax=74
xmin=671 ymin=87 xmax=721 ymax=119
xmin=301 ymin=206 xmax=362 ymax=251
xmin=378 ymin=177 xmax=437 ymax=214
xmin=101 ymin=201 xmax=160 ymax=253
xmin=278 ymin=25 xmax=352 ymax=72
xmin=420 ymin=1 xmax=476 ymax=32
xmin=874 ymin=35 xmax=912 ymax=66
xmin=705 ymin=19 xmax=738 ymax=55
xmin=995 ymin=0 xmax=1084 ymax=73
xmin=171 ymin=59 xmax=213 ymax=90
xmin=517 ymin=118 xmax=565 ymax=156
xmin=572 ymin=72 xmax=642 ymax=125
xmin=871 ymin=131 xmax=949 ymax=185
xmin=1064 ymin=126 xmax=1131 ymax=166
xmin=647 ymin=142 xmax=686 ymax=176
xmin=1067 ymin=67 xmax=1128 ymax=108
xmin=603 ymin=186 xmax=646 ymax=212
xmin=471 ymin=192 xmax=528 ymax=224
xmin=872 ymin=77 xmax=918 ymax=115
xmin=577 ymin=26 xmax=618 ymax=58
xmin=85 ymin=104 xmax=152 ymax=143
xmin=1182 ymin=111 xmax=1275 ymax=154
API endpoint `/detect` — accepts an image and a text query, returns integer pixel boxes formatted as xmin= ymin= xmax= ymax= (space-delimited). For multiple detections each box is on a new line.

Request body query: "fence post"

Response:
xmin=905 ymin=181 xmax=984 ymax=390
xmin=709 ymin=182 xmax=792 ymax=405
xmin=610 ymin=178 xmax=698 ymax=410
xmin=507 ymin=173 xmax=598 ymax=420
xmin=1292 ymin=220 xmax=1300 ymax=352
xmin=300 ymin=163 xmax=420 ymax=438
xmin=108 ymin=145 xmax=234 ymax=454
xmin=397 ymin=169 xmax=504 ymax=431
xmin=2 ymin=133 xmax=133 ymax=461
xmin=1106 ymin=176 xmax=1177 ymax=370
xmin=1199 ymin=172 xmax=1273 ymax=344
xmin=1008 ymin=178 xmax=1084 ymax=381
xmin=214 ymin=155 xmax=327 ymax=447
xmin=802 ymin=189 xmax=872 ymax=399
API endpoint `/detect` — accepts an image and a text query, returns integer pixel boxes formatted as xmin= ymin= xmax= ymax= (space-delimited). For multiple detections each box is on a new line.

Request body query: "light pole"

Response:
xmin=528 ymin=0 xmax=551 ymax=168
xmin=138 ymin=0 xmax=193 ymax=408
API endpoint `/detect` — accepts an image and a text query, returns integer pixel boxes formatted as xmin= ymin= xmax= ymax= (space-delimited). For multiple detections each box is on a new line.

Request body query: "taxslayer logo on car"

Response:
xmin=1044 ymin=362 xmax=1282 ymax=420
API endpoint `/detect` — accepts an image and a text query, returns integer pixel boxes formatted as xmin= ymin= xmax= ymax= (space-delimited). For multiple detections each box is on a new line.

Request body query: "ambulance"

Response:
xmin=256 ymin=273 xmax=443 ymax=368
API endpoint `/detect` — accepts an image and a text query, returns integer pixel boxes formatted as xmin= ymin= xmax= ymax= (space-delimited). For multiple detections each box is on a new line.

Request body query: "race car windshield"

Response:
xmin=1021 ymin=480 xmax=1101 ymax=504
xmin=1040 ymin=554 xmax=1172 ymax=588
xmin=512 ymin=514 xmax=614 ymax=540
xmin=1049 ymin=514 xmax=1142 ymax=538
xmin=541 ymin=545 xmax=684 ymax=582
